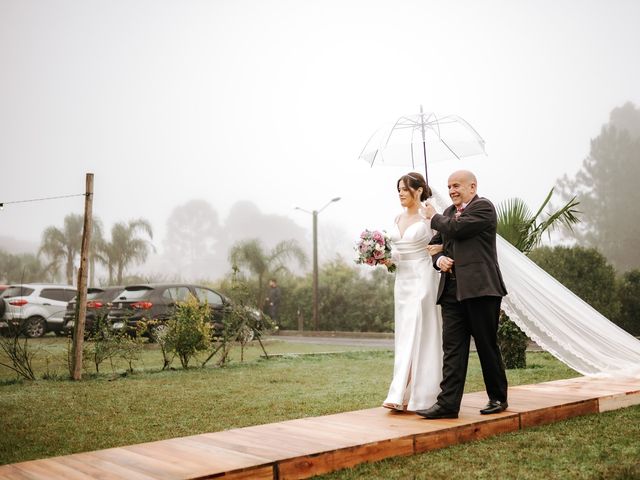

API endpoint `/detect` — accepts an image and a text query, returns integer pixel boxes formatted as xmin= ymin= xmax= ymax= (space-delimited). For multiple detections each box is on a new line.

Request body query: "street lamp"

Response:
xmin=295 ymin=196 xmax=341 ymax=331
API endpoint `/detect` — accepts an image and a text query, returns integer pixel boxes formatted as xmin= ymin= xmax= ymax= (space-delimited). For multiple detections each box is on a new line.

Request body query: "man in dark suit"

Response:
xmin=417 ymin=170 xmax=508 ymax=419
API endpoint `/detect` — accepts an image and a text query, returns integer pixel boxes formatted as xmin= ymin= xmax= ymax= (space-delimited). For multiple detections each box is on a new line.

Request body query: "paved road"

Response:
xmin=268 ymin=335 xmax=393 ymax=348
xmin=268 ymin=334 xmax=543 ymax=352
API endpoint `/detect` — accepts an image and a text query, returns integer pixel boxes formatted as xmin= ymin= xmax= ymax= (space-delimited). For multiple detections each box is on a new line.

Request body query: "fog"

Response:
xmin=1 ymin=0 xmax=639 ymax=280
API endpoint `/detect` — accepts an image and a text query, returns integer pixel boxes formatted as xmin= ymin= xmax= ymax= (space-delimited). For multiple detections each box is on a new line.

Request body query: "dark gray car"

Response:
xmin=62 ymin=286 xmax=125 ymax=338
xmin=106 ymin=283 xmax=262 ymax=340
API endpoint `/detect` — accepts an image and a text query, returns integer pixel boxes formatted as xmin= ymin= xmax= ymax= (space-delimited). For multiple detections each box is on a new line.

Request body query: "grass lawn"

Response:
xmin=1 ymin=337 xmax=638 ymax=479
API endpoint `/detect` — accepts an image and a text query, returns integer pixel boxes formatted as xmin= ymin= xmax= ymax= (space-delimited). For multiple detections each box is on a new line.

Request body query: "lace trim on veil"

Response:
xmin=430 ymin=189 xmax=640 ymax=378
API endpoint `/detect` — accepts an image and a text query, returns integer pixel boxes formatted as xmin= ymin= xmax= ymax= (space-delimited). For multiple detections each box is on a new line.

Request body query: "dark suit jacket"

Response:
xmin=429 ymin=195 xmax=507 ymax=303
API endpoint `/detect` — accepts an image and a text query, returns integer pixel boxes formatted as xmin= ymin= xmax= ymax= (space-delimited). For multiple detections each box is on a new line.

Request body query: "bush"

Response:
xmin=163 ymin=296 xmax=212 ymax=368
xmin=83 ymin=312 xmax=121 ymax=374
xmin=497 ymin=312 xmax=529 ymax=369
xmin=615 ymin=269 xmax=640 ymax=336
xmin=277 ymin=258 xmax=394 ymax=332
xmin=0 ymin=323 xmax=37 ymax=380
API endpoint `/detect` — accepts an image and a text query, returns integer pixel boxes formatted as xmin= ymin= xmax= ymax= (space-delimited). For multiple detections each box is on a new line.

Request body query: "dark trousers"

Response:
xmin=436 ymin=278 xmax=508 ymax=411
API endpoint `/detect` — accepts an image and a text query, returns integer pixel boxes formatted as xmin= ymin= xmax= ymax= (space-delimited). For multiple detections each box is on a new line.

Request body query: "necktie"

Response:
xmin=455 ymin=206 xmax=465 ymax=218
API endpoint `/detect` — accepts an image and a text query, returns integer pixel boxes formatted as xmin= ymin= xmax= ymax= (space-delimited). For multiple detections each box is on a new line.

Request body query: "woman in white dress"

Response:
xmin=382 ymin=172 xmax=444 ymax=412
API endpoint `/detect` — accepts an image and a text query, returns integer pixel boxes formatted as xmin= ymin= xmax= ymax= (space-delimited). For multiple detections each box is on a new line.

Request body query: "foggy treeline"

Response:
xmin=0 ymin=199 xmax=314 ymax=285
xmin=2 ymin=102 xmax=640 ymax=286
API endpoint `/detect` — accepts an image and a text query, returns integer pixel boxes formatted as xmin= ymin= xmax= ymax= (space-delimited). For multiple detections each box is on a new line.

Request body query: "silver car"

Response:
xmin=0 ymin=284 xmax=77 ymax=337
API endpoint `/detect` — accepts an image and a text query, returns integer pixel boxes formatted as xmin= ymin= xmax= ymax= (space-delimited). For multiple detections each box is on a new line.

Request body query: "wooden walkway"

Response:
xmin=1 ymin=375 xmax=639 ymax=479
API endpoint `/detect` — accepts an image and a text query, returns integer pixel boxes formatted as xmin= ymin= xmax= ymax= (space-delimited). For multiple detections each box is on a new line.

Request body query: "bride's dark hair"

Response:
xmin=397 ymin=172 xmax=432 ymax=201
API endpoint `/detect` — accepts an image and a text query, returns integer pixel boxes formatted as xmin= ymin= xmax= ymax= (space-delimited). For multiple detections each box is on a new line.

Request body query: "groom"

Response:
xmin=418 ymin=170 xmax=508 ymax=419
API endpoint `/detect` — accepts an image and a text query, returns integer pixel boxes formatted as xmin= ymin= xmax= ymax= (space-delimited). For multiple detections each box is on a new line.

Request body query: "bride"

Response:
xmin=382 ymin=172 xmax=444 ymax=412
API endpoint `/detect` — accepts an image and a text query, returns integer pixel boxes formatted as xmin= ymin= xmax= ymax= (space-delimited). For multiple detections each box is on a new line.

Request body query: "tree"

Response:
xmin=39 ymin=214 xmax=84 ymax=285
xmin=89 ymin=218 xmax=105 ymax=287
xmin=163 ymin=199 xmax=222 ymax=281
xmin=99 ymin=219 xmax=154 ymax=284
xmin=529 ymin=246 xmax=620 ymax=322
xmin=0 ymin=250 xmax=47 ymax=283
xmin=556 ymin=102 xmax=640 ymax=271
xmin=228 ymin=238 xmax=307 ymax=308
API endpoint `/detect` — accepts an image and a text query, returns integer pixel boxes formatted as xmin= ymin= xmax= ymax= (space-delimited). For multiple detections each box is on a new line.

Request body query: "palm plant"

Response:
xmin=228 ymin=239 xmax=307 ymax=308
xmin=0 ymin=251 xmax=47 ymax=284
xmin=99 ymin=219 xmax=154 ymax=284
xmin=39 ymin=214 xmax=84 ymax=284
xmin=85 ymin=218 xmax=105 ymax=287
xmin=497 ymin=188 xmax=580 ymax=255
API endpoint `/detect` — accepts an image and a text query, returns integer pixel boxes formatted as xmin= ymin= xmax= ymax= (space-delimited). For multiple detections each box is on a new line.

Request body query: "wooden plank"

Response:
xmin=0 ymin=464 xmax=37 ymax=480
xmin=194 ymin=430 xmax=314 ymax=461
xmin=542 ymin=376 xmax=640 ymax=395
xmin=53 ymin=453 xmax=159 ymax=480
xmin=520 ymin=399 xmax=599 ymax=429
xmin=277 ymin=437 xmax=414 ymax=480
xmin=415 ymin=415 xmax=520 ymax=453
xmin=190 ymin=465 xmax=274 ymax=480
xmin=89 ymin=447 xmax=191 ymax=479
xmin=9 ymin=460 xmax=94 ymax=480
xmin=598 ymin=390 xmax=640 ymax=413
xmin=147 ymin=437 xmax=273 ymax=476
xmin=124 ymin=442 xmax=220 ymax=473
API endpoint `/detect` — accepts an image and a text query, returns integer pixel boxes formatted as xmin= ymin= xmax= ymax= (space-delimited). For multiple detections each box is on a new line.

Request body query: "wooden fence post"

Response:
xmin=72 ymin=173 xmax=93 ymax=380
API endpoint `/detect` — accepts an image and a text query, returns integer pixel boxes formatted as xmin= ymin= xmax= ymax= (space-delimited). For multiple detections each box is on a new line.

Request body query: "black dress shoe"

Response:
xmin=480 ymin=400 xmax=508 ymax=415
xmin=415 ymin=404 xmax=459 ymax=419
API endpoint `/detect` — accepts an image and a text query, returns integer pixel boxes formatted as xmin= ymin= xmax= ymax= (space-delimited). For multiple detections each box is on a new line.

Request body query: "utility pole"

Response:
xmin=312 ymin=210 xmax=319 ymax=331
xmin=295 ymin=196 xmax=341 ymax=331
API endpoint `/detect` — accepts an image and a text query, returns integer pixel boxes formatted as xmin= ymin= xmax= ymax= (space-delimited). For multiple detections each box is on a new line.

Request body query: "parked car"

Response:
xmin=106 ymin=283 xmax=263 ymax=340
xmin=62 ymin=286 xmax=124 ymax=338
xmin=0 ymin=284 xmax=77 ymax=337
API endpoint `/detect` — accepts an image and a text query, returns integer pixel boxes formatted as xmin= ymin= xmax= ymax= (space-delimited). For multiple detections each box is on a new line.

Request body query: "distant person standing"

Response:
xmin=265 ymin=278 xmax=282 ymax=325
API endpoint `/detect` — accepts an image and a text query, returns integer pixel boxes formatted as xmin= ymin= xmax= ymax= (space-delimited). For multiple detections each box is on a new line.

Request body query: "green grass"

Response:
xmin=0 ymin=335 xmax=379 ymax=382
xmin=1 ymin=338 xmax=638 ymax=479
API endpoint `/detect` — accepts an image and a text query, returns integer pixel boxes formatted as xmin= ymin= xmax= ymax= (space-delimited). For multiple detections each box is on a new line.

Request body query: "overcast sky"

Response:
xmin=1 ymin=0 xmax=639 ymax=264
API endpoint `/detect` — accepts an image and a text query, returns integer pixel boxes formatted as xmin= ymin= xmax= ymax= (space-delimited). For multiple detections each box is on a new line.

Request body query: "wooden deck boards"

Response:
xmin=1 ymin=375 xmax=639 ymax=480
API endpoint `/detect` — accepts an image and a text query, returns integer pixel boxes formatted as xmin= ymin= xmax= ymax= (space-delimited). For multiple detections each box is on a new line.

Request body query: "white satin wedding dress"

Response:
xmin=383 ymin=219 xmax=443 ymax=411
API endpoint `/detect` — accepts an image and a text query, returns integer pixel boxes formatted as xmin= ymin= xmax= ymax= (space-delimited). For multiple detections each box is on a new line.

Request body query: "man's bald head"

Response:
xmin=447 ymin=170 xmax=477 ymax=207
xmin=449 ymin=170 xmax=477 ymax=184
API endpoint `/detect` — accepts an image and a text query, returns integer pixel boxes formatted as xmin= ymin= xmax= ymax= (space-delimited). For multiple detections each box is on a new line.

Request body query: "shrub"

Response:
xmin=497 ymin=311 xmax=529 ymax=369
xmin=615 ymin=269 xmax=640 ymax=336
xmin=163 ymin=296 xmax=212 ymax=368
xmin=0 ymin=323 xmax=37 ymax=380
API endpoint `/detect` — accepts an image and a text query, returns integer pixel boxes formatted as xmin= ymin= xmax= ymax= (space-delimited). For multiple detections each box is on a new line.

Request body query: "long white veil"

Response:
xmin=432 ymin=191 xmax=640 ymax=378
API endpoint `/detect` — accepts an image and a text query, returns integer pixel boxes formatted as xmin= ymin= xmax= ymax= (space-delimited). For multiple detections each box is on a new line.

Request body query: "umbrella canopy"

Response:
xmin=358 ymin=106 xmax=486 ymax=186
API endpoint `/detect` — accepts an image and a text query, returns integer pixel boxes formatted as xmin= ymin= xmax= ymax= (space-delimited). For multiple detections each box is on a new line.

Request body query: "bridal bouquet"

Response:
xmin=355 ymin=229 xmax=396 ymax=273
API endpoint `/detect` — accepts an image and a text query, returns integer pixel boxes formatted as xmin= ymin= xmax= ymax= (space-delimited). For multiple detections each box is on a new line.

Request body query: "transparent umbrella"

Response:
xmin=358 ymin=106 xmax=486 ymax=186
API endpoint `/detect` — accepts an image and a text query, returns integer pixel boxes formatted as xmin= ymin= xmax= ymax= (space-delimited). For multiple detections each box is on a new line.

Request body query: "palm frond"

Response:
xmin=497 ymin=188 xmax=582 ymax=254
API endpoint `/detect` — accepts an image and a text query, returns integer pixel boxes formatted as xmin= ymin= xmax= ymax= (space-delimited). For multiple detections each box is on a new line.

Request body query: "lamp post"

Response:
xmin=295 ymin=196 xmax=341 ymax=331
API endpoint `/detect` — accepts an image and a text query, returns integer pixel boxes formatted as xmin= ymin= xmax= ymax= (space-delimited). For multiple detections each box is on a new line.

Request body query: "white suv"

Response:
xmin=0 ymin=284 xmax=77 ymax=337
